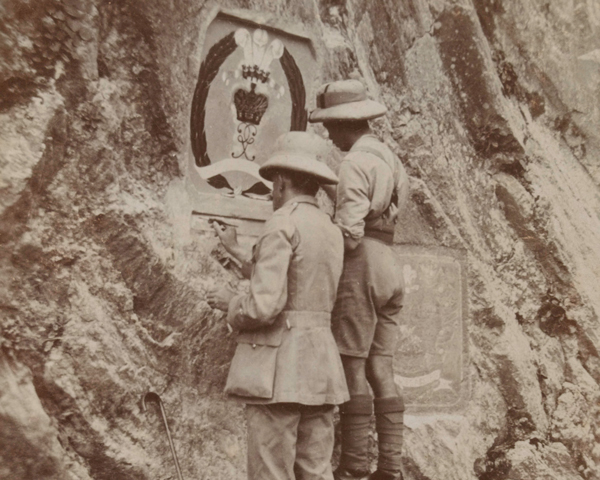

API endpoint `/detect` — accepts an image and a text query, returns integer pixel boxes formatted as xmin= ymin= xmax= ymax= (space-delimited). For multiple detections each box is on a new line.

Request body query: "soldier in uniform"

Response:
xmin=207 ymin=131 xmax=349 ymax=480
xmin=309 ymin=80 xmax=410 ymax=480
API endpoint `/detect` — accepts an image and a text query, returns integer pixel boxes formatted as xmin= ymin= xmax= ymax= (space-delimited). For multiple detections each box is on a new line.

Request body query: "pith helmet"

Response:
xmin=259 ymin=132 xmax=339 ymax=185
xmin=308 ymin=79 xmax=387 ymax=123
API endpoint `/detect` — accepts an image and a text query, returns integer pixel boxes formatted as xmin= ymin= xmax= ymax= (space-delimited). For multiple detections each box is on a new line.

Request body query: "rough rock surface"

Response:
xmin=1 ymin=0 xmax=599 ymax=479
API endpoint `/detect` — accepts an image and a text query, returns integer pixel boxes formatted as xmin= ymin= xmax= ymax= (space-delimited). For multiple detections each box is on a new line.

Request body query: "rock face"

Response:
xmin=1 ymin=0 xmax=599 ymax=479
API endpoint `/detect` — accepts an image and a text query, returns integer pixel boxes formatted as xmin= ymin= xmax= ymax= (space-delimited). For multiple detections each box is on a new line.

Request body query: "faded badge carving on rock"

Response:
xmin=188 ymin=13 xmax=316 ymax=241
xmin=393 ymin=246 xmax=469 ymax=411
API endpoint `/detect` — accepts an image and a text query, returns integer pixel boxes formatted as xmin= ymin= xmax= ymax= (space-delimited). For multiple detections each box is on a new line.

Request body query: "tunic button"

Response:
xmin=252 ymin=344 xmax=257 ymax=349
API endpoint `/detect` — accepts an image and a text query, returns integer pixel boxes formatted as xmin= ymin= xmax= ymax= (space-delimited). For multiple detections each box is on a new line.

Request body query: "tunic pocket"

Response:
xmin=224 ymin=324 xmax=284 ymax=399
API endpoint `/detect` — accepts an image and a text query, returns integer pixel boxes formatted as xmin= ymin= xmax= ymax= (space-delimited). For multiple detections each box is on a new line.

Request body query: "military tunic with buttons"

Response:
xmin=225 ymin=195 xmax=349 ymax=406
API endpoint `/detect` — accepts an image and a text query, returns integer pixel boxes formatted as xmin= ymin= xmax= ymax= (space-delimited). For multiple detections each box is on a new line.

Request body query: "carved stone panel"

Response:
xmin=188 ymin=11 xmax=317 ymax=239
xmin=392 ymin=246 xmax=469 ymax=412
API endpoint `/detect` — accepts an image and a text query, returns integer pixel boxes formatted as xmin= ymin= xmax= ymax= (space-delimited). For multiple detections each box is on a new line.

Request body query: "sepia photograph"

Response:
xmin=1 ymin=0 xmax=599 ymax=479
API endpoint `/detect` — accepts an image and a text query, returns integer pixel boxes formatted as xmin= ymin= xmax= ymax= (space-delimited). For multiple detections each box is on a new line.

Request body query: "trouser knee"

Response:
xmin=366 ymin=356 xmax=398 ymax=398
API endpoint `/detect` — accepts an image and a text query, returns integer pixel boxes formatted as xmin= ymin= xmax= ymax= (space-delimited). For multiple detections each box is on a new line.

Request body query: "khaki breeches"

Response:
xmin=246 ymin=403 xmax=335 ymax=480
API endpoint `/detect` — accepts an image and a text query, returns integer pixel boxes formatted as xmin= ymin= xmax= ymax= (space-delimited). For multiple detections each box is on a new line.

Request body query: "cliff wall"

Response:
xmin=1 ymin=0 xmax=599 ymax=479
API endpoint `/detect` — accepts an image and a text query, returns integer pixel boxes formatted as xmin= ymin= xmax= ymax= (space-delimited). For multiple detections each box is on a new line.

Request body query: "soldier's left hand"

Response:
xmin=383 ymin=203 xmax=400 ymax=224
xmin=206 ymin=286 xmax=235 ymax=311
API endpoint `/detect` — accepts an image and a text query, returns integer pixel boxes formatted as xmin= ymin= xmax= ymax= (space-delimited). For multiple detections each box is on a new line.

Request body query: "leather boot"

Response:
xmin=368 ymin=470 xmax=404 ymax=480
xmin=374 ymin=397 xmax=404 ymax=479
xmin=335 ymin=395 xmax=373 ymax=479
xmin=333 ymin=467 xmax=370 ymax=480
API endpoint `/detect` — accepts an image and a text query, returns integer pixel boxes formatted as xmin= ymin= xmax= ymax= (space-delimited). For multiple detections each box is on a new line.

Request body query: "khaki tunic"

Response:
xmin=335 ymin=134 xmax=409 ymax=240
xmin=225 ymin=196 xmax=349 ymax=405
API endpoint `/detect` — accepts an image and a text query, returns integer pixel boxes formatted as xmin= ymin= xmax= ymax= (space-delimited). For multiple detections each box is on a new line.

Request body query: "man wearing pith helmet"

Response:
xmin=207 ymin=131 xmax=349 ymax=480
xmin=309 ymin=79 xmax=410 ymax=480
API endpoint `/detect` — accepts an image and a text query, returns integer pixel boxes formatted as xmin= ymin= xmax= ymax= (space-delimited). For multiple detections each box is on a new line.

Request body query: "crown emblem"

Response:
xmin=234 ymin=28 xmax=284 ymax=84
xmin=232 ymin=28 xmax=283 ymax=127
xmin=234 ymin=84 xmax=269 ymax=125
xmin=226 ymin=28 xmax=285 ymax=162
xmin=191 ymin=24 xmax=309 ymax=198
xmin=241 ymin=65 xmax=270 ymax=84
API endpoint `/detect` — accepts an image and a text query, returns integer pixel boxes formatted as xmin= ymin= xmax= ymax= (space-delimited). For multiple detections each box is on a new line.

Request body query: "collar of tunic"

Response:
xmin=281 ymin=195 xmax=318 ymax=209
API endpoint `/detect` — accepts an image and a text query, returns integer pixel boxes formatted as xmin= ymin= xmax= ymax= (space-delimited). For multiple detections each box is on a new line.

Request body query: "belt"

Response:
xmin=364 ymin=228 xmax=394 ymax=245
xmin=278 ymin=311 xmax=331 ymax=329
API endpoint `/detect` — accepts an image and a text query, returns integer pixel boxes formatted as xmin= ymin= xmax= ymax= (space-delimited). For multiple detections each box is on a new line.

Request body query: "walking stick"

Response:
xmin=142 ymin=392 xmax=185 ymax=480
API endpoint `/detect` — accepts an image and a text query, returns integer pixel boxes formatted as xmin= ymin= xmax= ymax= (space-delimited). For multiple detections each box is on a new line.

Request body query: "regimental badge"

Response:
xmin=191 ymin=18 xmax=309 ymax=199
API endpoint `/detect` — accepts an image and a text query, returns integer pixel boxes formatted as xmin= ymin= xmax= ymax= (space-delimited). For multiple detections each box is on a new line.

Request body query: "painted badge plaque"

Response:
xmin=393 ymin=246 xmax=468 ymax=411
xmin=188 ymin=12 xmax=316 ymax=239
xmin=187 ymin=12 xmax=316 ymax=237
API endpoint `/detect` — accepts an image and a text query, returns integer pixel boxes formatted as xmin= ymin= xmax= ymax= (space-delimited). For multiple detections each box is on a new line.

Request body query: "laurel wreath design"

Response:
xmin=280 ymin=48 xmax=308 ymax=131
xmin=190 ymin=30 xmax=308 ymax=190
